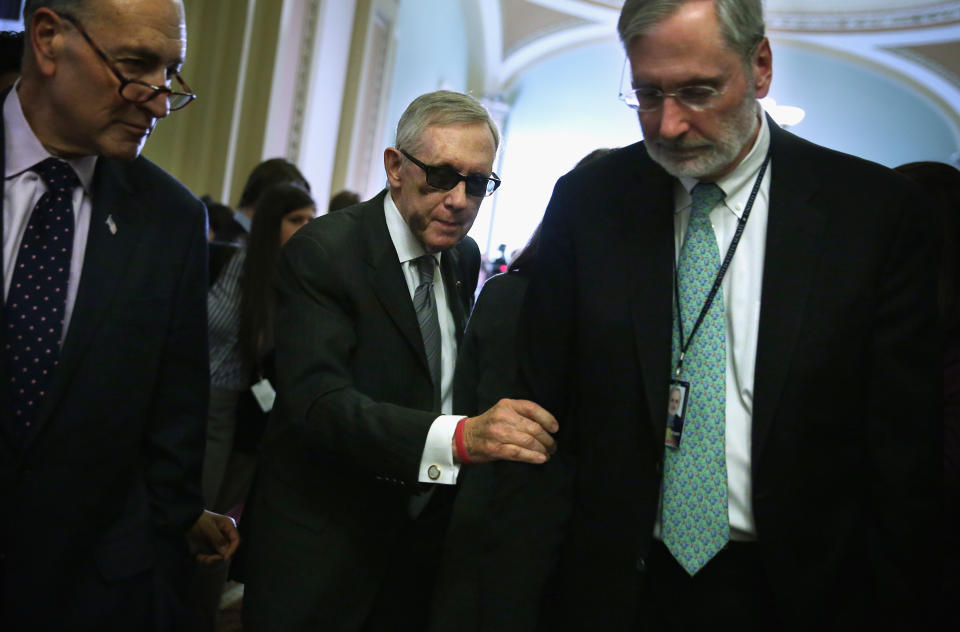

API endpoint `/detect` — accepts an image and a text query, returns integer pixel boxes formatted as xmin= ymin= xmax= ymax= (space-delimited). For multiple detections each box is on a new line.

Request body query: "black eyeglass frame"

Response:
xmin=400 ymin=149 xmax=501 ymax=198
xmin=58 ymin=11 xmax=196 ymax=112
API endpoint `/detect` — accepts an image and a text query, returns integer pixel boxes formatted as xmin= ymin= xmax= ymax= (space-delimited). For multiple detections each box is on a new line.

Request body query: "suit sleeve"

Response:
xmin=865 ymin=183 xmax=941 ymax=623
xmin=272 ymin=230 xmax=437 ymax=483
xmin=144 ymin=200 xmax=208 ymax=536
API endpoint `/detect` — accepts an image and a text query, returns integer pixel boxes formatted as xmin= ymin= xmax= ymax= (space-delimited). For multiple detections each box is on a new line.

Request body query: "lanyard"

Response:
xmin=673 ymin=153 xmax=771 ymax=378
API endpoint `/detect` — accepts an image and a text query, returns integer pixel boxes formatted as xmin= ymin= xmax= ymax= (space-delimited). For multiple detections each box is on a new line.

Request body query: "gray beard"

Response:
xmin=647 ymin=94 xmax=760 ymax=180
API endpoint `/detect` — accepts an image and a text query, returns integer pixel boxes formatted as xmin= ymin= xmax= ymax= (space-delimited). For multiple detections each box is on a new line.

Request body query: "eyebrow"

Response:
xmin=633 ymin=74 xmax=725 ymax=88
xmin=110 ymin=45 xmax=184 ymax=71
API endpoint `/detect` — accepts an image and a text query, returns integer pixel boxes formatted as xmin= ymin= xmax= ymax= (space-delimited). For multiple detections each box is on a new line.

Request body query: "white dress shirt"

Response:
xmin=3 ymin=85 xmax=97 ymax=345
xmin=656 ymin=111 xmax=772 ymax=540
xmin=383 ymin=193 xmax=463 ymax=485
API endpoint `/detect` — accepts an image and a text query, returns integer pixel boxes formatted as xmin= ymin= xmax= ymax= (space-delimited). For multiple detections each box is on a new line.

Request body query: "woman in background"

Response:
xmin=194 ymin=183 xmax=314 ymax=632
xmin=209 ymin=183 xmax=316 ymax=513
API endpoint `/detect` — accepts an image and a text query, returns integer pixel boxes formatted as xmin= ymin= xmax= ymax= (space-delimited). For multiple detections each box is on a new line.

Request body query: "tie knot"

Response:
xmin=690 ymin=182 xmax=724 ymax=220
xmin=32 ymin=158 xmax=80 ymax=192
xmin=416 ymin=254 xmax=435 ymax=285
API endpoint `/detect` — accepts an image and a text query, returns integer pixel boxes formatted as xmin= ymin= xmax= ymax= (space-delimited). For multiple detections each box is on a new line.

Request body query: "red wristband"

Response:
xmin=455 ymin=417 xmax=471 ymax=465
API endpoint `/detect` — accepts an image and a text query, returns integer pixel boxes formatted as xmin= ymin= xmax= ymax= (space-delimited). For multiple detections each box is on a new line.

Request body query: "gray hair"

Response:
xmin=23 ymin=0 xmax=88 ymax=29
xmin=617 ymin=0 xmax=765 ymax=66
xmin=395 ymin=90 xmax=500 ymax=155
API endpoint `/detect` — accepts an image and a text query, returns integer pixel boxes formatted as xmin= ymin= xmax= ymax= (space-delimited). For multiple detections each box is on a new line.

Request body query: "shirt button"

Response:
xmin=427 ymin=465 xmax=441 ymax=480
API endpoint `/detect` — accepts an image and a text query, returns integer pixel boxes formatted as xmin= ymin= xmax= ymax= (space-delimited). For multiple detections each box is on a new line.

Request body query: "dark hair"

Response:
xmin=201 ymin=195 xmax=234 ymax=238
xmin=895 ymin=161 xmax=960 ymax=333
xmin=0 ymin=31 xmax=23 ymax=76
xmin=509 ymin=148 xmax=615 ymax=275
xmin=238 ymin=183 xmax=315 ymax=368
xmin=237 ymin=158 xmax=310 ymax=210
xmin=618 ymin=0 xmax=765 ymax=68
xmin=328 ymin=189 xmax=360 ymax=213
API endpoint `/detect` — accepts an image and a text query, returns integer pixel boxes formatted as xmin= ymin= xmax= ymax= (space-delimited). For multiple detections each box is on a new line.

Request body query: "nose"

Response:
xmin=444 ymin=180 xmax=469 ymax=210
xmin=139 ymin=91 xmax=171 ymax=119
xmin=657 ymin=96 xmax=690 ymax=140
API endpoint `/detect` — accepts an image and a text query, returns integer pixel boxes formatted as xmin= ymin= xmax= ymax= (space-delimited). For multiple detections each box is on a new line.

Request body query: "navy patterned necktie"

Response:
xmin=414 ymin=254 xmax=441 ymax=410
xmin=4 ymin=158 xmax=79 ymax=443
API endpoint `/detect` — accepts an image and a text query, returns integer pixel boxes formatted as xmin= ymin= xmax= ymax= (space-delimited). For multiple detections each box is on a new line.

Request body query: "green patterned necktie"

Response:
xmin=662 ymin=181 xmax=730 ymax=575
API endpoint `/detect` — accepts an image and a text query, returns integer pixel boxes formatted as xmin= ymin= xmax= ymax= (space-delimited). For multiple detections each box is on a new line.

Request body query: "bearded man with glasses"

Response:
xmin=437 ymin=0 xmax=941 ymax=630
xmin=240 ymin=90 xmax=558 ymax=631
xmin=0 ymin=1 xmax=237 ymax=629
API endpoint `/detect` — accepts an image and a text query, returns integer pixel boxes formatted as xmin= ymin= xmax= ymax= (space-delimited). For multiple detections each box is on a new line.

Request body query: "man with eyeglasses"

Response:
xmin=452 ymin=0 xmax=940 ymax=630
xmin=1 ymin=1 xmax=238 ymax=629
xmin=240 ymin=90 xmax=558 ymax=631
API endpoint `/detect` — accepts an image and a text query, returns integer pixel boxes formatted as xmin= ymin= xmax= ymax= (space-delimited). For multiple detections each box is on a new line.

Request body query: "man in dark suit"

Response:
xmin=450 ymin=1 xmax=940 ymax=630
xmin=1 ymin=1 xmax=237 ymax=629
xmin=240 ymin=90 xmax=558 ymax=631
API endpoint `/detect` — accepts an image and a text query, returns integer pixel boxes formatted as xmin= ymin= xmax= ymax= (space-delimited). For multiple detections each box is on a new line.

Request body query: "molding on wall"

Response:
xmin=220 ymin=0 xmax=259 ymax=203
xmin=768 ymin=3 xmax=960 ymax=33
xmin=286 ymin=0 xmax=322 ymax=162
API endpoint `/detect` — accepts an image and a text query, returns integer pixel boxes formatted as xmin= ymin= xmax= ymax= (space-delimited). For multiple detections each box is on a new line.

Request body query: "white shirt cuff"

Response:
xmin=417 ymin=414 xmax=464 ymax=485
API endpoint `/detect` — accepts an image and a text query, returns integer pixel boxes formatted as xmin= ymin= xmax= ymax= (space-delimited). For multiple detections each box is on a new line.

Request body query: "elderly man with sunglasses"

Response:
xmin=240 ymin=90 xmax=558 ymax=631
xmin=1 ymin=1 xmax=238 ymax=629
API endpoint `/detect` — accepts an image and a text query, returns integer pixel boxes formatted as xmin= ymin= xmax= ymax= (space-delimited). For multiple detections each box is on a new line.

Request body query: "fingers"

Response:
xmin=463 ymin=399 xmax=559 ymax=464
xmin=509 ymin=399 xmax=559 ymax=434
xmin=216 ymin=515 xmax=240 ymax=559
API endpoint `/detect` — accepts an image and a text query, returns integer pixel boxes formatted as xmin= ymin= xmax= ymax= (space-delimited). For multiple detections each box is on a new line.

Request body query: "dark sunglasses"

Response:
xmin=400 ymin=150 xmax=501 ymax=197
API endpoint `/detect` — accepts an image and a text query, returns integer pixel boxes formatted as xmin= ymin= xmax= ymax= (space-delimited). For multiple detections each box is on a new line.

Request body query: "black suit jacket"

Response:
xmin=462 ymin=119 xmax=941 ymax=631
xmin=241 ymin=191 xmax=480 ymax=630
xmin=0 ymin=114 xmax=208 ymax=628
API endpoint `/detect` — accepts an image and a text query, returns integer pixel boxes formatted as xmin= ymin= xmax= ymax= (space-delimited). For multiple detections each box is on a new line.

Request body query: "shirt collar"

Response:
xmin=3 ymin=83 xmax=98 ymax=193
xmin=675 ymin=110 xmax=771 ymax=219
xmin=384 ymin=190 xmax=440 ymax=265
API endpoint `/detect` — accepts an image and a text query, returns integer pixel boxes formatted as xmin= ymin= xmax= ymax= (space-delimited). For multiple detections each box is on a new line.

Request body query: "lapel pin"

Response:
xmin=105 ymin=214 xmax=117 ymax=235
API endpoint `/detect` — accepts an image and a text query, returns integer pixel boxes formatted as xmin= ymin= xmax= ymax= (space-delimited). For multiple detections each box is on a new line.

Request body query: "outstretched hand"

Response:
xmin=456 ymin=398 xmax=558 ymax=465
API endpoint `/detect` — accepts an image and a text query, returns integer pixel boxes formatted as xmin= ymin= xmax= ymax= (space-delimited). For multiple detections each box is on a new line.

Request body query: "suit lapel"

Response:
xmin=751 ymin=122 xmax=827 ymax=461
xmin=31 ymin=158 xmax=146 ymax=435
xmin=362 ymin=192 xmax=432 ymax=376
xmin=626 ymin=151 xmax=677 ymax=441
xmin=440 ymin=247 xmax=468 ymax=345
xmin=0 ymin=97 xmax=10 ymax=448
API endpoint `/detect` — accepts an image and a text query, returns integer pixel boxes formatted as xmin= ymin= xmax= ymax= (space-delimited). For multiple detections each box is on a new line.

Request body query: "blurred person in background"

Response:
xmin=193 ymin=182 xmax=315 ymax=631
xmin=328 ymin=188 xmax=360 ymax=213
xmin=213 ymin=157 xmax=309 ymax=244
xmin=0 ymin=30 xmax=23 ymax=91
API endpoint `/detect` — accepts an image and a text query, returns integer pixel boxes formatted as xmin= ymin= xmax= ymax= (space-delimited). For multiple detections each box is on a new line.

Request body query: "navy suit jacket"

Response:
xmin=0 ymin=100 xmax=208 ymax=629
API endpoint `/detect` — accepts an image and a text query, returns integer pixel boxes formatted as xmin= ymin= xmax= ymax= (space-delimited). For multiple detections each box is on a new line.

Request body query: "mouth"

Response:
xmin=122 ymin=122 xmax=153 ymax=137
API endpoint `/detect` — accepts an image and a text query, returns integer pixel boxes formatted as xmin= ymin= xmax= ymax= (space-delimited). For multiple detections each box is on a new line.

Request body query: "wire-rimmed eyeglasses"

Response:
xmin=59 ymin=12 xmax=196 ymax=112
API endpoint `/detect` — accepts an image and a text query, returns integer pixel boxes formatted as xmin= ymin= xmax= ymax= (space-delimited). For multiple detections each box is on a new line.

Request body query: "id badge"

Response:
xmin=665 ymin=379 xmax=690 ymax=449
xmin=250 ymin=378 xmax=276 ymax=413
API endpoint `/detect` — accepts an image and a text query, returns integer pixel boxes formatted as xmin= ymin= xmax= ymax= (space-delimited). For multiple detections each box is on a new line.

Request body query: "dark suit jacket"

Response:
xmin=464 ymin=119 xmax=941 ymax=631
xmin=0 ymin=117 xmax=208 ymax=628
xmin=430 ymin=272 xmax=531 ymax=628
xmin=241 ymin=191 xmax=480 ymax=630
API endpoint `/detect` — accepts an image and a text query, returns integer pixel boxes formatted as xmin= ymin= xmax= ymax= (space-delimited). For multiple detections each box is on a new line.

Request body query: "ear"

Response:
xmin=384 ymin=147 xmax=404 ymax=189
xmin=26 ymin=8 xmax=67 ymax=78
xmin=752 ymin=37 xmax=773 ymax=99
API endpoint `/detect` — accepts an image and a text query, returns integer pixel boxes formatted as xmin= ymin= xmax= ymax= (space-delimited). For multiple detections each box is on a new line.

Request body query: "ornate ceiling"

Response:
xmin=469 ymin=0 xmax=960 ymax=128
